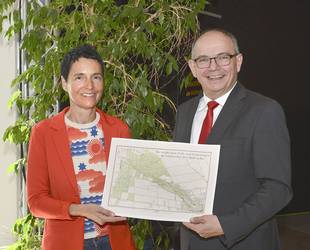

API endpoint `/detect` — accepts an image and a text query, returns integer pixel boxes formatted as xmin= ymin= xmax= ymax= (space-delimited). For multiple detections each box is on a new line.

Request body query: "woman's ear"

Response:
xmin=61 ymin=76 xmax=68 ymax=91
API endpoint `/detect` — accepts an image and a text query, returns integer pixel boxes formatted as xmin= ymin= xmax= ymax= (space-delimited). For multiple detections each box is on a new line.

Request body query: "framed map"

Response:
xmin=101 ymin=138 xmax=220 ymax=222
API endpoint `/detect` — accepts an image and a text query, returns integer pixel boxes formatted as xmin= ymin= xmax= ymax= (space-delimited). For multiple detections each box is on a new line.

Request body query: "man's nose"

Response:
xmin=209 ymin=58 xmax=218 ymax=69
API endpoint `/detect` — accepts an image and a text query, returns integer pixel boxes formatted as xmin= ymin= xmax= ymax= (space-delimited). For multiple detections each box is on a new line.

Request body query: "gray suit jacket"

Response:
xmin=174 ymin=83 xmax=292 ymax=250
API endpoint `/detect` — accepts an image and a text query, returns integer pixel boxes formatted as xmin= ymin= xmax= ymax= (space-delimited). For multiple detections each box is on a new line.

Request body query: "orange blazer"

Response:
xmin=27 ymin=107 xmax=136 ymax=250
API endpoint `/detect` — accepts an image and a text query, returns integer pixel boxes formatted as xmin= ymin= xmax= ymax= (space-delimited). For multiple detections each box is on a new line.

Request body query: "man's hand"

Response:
xmin=183 ymin=215 xmax=224 ymax=239
xmin=69 ymin=204 xmax=126 ymax=225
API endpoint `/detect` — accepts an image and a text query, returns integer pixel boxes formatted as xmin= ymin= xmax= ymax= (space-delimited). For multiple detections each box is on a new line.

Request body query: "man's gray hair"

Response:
xmin=191 ymin=28 xmax=240 ymax=59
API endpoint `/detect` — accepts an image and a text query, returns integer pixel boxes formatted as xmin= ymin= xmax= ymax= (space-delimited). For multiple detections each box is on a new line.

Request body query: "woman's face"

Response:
xmin=62 ymin=57 xmax=103 ymax=113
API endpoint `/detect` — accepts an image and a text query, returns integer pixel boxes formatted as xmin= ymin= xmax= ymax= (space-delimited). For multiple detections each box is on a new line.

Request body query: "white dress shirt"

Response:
xmin=190 ymin=82 xmax=237 ymax=143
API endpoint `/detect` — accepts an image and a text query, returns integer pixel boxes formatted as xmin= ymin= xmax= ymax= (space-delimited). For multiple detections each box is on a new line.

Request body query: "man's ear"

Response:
xmin=188 ymin=60 xmax=197 ymax=78
xmin=61 ymin=76 xmax=68 ymax=91
xmin=236 ymin=53 xmax=243 ymax=73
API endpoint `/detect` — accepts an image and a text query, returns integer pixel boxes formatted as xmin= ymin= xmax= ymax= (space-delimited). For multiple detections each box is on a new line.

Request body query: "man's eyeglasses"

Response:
xmin=193 ymin=53 xmax=239 ymax=69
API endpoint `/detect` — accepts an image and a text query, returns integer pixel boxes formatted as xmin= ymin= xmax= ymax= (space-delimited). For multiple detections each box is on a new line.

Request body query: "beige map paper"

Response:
xmin=101 ymin=138 xmax=220 ymax=222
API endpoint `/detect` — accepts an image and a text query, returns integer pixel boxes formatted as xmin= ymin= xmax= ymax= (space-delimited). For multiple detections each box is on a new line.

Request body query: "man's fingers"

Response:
xmin=190 ymin=216 xmax=205 ymax=224
xmin=183 ymin=222 xmax=198 ymax=232
xmin=183 ymin=222 xmax=208 ymax=238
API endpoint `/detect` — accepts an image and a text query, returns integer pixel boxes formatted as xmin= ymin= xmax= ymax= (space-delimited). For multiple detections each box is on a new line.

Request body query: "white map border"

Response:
xmin=101 ymin=138 xmax=220 ymax=222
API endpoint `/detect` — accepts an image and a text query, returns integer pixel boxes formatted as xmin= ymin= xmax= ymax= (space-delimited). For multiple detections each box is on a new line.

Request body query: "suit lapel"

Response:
xmin=50 ymin=109 xmax=79 ymax=195
xmin=207 ymin=83 xmax=246 ymax=143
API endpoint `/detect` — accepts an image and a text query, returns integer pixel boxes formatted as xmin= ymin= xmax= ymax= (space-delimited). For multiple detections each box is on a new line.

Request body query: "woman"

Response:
xmin=27 ymin=45 xmax=136 ymax=250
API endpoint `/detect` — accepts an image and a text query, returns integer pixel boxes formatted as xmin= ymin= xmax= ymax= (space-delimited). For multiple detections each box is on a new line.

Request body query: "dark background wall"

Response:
xmin=178 ymin=0 xmax=310 ymax=213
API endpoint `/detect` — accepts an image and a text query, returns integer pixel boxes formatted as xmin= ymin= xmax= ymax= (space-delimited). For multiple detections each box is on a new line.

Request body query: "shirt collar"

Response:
xmin=197 ymin=81 xmax=238 ymax=112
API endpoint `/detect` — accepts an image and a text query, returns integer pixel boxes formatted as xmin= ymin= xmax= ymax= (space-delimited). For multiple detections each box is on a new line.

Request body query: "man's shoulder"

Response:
xmin=236 ymin=85 xmax=285 ymax=118
xmin=177 ymin=94 xmax=201 ymax=110
xmin=244 ymin=87 xmax=282 ymax=109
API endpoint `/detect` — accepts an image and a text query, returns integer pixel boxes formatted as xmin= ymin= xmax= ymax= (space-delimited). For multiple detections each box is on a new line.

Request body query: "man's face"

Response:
xmin=62 ymin=57 xmax=103 ymax=112
xmin=188 ymin=31 xmax=243 ymax=99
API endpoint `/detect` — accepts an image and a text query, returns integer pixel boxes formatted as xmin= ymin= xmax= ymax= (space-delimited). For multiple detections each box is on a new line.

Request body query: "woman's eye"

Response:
xmin=93 ymin=75 xmax=102 ymax=81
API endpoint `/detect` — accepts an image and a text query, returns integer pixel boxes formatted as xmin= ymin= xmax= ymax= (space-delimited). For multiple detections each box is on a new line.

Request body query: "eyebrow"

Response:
xmin=72 ymin=72 xmax=103 ymax=77
xmin=193 ymin=52 xmax=235 ymax=60
xmin=72 ymin=73 xmax=84 ymax=76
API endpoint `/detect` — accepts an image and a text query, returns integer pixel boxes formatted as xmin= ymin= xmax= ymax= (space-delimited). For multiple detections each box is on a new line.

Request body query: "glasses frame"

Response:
xmin=193 ymin=53 xmax=239 ymax=69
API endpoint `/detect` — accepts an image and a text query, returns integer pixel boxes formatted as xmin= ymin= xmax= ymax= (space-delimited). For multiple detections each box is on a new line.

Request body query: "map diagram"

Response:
xmin=102 ymin=138 xmax=220 ymax=222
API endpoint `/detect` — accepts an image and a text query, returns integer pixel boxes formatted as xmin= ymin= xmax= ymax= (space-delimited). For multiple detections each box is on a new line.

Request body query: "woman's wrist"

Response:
xmin=69 ymin=203 xmax=83 ymax=216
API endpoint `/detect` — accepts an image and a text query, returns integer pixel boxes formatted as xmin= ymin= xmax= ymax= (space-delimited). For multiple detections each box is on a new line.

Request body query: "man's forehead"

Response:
xmin=195 ymin=31 xmax=233 ymax=47
xmin=194 ymin=32 xmax=233 ymax=50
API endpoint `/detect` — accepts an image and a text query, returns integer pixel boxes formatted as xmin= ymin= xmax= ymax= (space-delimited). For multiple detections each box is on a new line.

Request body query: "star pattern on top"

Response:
xmin=78 ymin=162 xmax=87 ymax=171
xmin=90 ymin=126 xmax=98 ymax=137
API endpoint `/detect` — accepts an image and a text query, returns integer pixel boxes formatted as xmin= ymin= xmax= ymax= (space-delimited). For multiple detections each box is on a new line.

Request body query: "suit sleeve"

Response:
xmin=27 ymin=124 xmax=74 ymax=220
xmin=218 ymin=100 xmax=292 ymax=247
xmin=173 ymin=101 xmax=192 ymax=143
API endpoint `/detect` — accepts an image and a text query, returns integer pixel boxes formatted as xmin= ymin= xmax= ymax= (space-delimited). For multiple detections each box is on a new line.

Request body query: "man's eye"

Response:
xmin=198 ymin=57 xmax=209 ymax=63
xmin=218 ymin=55 xmax=230 ymax=60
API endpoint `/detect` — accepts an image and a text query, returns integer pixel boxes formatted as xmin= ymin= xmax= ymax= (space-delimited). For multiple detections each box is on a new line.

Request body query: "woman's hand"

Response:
xmin=69 ymin=204 xmax=126 ymax=225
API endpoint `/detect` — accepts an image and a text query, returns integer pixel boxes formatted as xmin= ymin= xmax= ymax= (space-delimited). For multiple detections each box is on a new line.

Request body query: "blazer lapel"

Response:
xmin=98 ymin=110 xmax=113 ymax=158
xmin=207 ymin=83 xmax=246 ymax=143
xmin=50 ymin=109 xmax=79 ymax=195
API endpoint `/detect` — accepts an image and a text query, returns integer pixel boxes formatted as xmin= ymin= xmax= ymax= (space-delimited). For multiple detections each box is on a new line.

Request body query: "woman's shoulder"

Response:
xmin=97 ymin=109 xmax=128 ymax=128
xmin=32 ymin=111 xmax=64 ymax=131
xmin=97 ymin=109 xmax=131 ymax=139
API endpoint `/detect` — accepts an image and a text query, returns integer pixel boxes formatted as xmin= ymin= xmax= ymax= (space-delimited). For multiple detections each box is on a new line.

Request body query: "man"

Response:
xmin=173 ymin=28 xmax=292 ymax=249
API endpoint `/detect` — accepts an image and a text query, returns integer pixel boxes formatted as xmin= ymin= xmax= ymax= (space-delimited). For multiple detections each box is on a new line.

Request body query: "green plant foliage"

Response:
xmin=6 ymin=158 xmax=26 ymax=174
xmin=131 ymin=219 xmax=154 ymax=249
xmin=1 ymin=0 xmax=207 ymax=249
xmin=7 ymin=214 xmax=43 ymax=250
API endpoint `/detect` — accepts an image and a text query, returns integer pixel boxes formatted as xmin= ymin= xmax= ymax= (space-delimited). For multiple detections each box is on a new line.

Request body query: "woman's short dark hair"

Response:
xmin=61 ymin=44 xmax=104 ymax=81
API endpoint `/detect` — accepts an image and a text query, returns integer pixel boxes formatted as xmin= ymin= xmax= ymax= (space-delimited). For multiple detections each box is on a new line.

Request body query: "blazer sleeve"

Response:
xmin=120 ymin=122 xmax=131 ymax=139
xmin=27 ymin=123 xmax=74 ymax=220
xmin=103 ymin=115 xmax=132 ymax=162
xmin=218 ymin=100 xmax=293 ymax=247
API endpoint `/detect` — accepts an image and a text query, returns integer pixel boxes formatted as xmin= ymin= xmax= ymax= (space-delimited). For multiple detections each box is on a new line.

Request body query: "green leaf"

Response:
xmin=7 ymin=90 xmax=21 ymax=109
xmin=165 ymin=61 xmax=173 ymax=76
xmin=7 ymin=161 xmax=18 ymax=174
xmin=6 ymin=158 xmax=26 ymax=175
